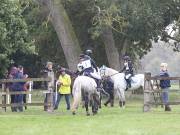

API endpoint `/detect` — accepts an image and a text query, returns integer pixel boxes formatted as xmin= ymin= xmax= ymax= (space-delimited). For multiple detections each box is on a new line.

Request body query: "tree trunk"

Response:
xmin=102 ymin=27 xmax=120 ymax=70
xmin=38 ymin=0 xmax=81 ymax=70
xmin=119 ymin=39 xmax=128 ymax=68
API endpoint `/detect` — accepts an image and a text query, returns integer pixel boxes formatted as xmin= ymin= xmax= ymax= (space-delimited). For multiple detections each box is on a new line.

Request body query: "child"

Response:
xmin=159 ymin=63 xmax=171 ymax=111
xmin=120 ymin=55 xmax=134 ymax=89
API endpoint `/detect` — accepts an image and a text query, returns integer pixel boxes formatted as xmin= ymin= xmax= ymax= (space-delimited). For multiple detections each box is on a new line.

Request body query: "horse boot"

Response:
xmin=123 ymin=101 xmax=126 ymax=106
xmin=110 ymin=99 xmax=114 ymax=107
xmin=119 ymin=101 xmax=123 ymax=107
xmin=165 ymin=105 xmax=171 ymax=111
xmin=72 ymin=111 xmax=76 ymax=115
xmin=104 ymin=99 xmax=110 ymax=107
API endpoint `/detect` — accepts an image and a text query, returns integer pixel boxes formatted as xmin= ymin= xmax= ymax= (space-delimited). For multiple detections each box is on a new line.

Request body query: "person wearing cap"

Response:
xmin=54 ymin=68 xmax=71 ymax=110
xmin=43 ymin=61 xmax=55 ymax=111
xmin=119 ymin=55 xmax=134 ymax=89
xmin=159 ymin=63 xmax=171 ymax=111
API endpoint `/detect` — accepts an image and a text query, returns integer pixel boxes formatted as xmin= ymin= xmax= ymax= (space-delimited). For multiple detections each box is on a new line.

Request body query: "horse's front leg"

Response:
xmin=72 ymin=99 xmax=77 ymax=115
xmin=117 ymin=88 xmax=126 ymax=108
xmin=71 ymin=94 xmax=80 ymax=115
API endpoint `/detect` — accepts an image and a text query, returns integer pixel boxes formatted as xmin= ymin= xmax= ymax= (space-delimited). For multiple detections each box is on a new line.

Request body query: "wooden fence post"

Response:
xmin=47 ymin=87 xmax=54 ymax=112
xmin=2 ymin=83 xmax=6 ymax=112
xmin=143 ymin=72 xmax=152 ymax=112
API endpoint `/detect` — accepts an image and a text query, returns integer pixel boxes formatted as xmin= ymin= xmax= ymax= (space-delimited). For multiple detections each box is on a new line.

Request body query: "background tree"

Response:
xmin=0 ymin=0 xmax=34 ymax=77
xmin=92 ymin=0 xmax=180 ymax=67
xmin=37 ymin=0 xmax=82 ymax=70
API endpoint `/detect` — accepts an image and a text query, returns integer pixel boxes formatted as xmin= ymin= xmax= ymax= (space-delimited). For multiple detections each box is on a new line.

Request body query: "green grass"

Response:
xmin=1 ymin=98 xmax=180 ymax=135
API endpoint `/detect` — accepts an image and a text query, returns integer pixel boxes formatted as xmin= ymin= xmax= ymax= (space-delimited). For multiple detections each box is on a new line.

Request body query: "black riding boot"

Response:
xmin=125 ymin=79 xmax=131 ymax=91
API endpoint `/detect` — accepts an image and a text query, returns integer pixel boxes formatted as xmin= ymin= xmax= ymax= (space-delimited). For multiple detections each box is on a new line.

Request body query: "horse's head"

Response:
xmin=99 ymin=65 xmax=119 ymax=78
xmin=99 ymin=65 xmax=107 ymax=78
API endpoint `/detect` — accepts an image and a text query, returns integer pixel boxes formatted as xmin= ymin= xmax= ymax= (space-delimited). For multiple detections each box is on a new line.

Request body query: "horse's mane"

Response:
xmin=106 ymin=67 xmax=119 ymax=75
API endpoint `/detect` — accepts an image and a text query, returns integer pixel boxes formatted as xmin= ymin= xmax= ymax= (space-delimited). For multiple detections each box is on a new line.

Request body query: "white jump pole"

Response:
xmin=28 ymin=81 xmax=33 ymax=103
xmin=7 ymin=92 xmax=10 ymax=104
xmin=55 ymin=81 xmax=58 ymax=102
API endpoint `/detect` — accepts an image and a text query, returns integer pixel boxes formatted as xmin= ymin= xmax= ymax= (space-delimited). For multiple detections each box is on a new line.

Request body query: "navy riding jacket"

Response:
xmin=121 ymin=60 xmax=134 ymax=75
xmin=84 ymin=55 xmax=98 ymax=72
xmin=159 ymin=70 xmax=171 ymax=89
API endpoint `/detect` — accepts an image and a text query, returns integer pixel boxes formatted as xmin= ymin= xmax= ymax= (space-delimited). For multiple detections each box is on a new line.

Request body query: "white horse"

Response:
xmin=100 ymin=65 xmax=144 ymax=107
xmin=71 ymin=76 xmax=100 ymax=115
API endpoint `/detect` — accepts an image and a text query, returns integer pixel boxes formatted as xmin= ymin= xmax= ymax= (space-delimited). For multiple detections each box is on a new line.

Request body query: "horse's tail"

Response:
xmin=72 ymin=77 xmax=82 ymax=112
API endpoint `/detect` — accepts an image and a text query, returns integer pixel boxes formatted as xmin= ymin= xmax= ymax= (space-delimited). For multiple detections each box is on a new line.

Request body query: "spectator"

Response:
xmin=54 ymin=68 xmax=71 ymax=110
xmin=7 ymin=66 xmax=17 ymax=112
xmin=23 ymin=74 xmax=29 ymax=110
xmin=13 ymin=65 xmax=25 ymax=112
xmin=159 ymin=63 xmax=171 ymax=111
xmin=43 ymin=61 xmax=55 ymax=111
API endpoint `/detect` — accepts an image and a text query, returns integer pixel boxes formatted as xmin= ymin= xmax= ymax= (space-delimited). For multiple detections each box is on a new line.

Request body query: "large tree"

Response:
xmin=37 ymin=0 xmax=81 ymax=70
xmin=0 ymin=0 xmax=33 ymax=77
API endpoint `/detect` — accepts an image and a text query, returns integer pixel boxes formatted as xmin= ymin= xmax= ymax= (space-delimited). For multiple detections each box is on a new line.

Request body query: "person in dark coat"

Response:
xmin=159 ymin=63 xmax=171 ymax=111
xmin=103 ymin=77 xmax=114 ymax=107
xmin=8 ymin=67 xmax=17 ymax=112
xmin=13 ymin=65 xmax=25 ymax=112
xmin=85 ymin=49 xmax=98 ymax=73
xmin=120 ymin=55 xmax=134 ymax=90
xmin=77 ymin=51 xmax=101 ymax=89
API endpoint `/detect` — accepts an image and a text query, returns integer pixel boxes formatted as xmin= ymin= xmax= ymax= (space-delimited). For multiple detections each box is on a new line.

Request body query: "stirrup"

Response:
xmin=96 ymin=87 xmax=102 ymax=92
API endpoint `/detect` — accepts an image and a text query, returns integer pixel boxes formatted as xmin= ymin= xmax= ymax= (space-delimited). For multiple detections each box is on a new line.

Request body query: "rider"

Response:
xmin=84 ymin=49 xmax=98 ymax=72
xmin=77 ymin=50 xmax=101 ymax=89
xmin=120 ymin=55 xmax=134 ymax=90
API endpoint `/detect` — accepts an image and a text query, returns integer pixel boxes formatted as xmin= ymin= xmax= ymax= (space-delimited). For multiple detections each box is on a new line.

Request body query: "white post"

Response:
xmin=7 ymin=92 xmax=10 ymax=104
xmin=55 ymin=81 xmax=58 ymax=102
xmin=143 ymin=72 xmax=152 ymax=112
xmin=28 ymin=81 xmax=33 ymax=103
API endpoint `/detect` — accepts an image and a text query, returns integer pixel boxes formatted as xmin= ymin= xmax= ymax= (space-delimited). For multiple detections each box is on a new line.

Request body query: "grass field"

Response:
xmin=1 ymin=94 xmax=180 ymax=135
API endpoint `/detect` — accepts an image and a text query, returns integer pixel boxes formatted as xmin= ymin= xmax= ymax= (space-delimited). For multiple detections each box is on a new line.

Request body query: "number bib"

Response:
xmin=81 ymin=59 xmax=91 ymax=69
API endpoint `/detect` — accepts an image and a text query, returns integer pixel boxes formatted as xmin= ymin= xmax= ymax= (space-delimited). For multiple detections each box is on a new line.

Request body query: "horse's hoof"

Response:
xmin=86 ymin=113 xmax=90 ymax=116
xmin=119 ymin=101 xmax=122 ymax=107
xmin=93 ymin=112 xmax=98 ymax=115
xmin=122 ymin=106 xmax=126 ymax=109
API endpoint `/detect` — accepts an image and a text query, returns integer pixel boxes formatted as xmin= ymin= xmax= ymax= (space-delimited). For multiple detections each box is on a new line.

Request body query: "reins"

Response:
xmin=102 ymin=72 xmax=120 ymax=79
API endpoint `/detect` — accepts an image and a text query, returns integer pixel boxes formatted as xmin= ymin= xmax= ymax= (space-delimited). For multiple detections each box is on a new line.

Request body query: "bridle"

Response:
xmin=100 ymin=65 xmax=120 ymax=79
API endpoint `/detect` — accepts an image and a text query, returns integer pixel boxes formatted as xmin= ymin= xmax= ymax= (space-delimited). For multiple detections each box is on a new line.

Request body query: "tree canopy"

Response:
xmin=0 ymin=0 xmax=34 ymax=77
xmin=0 ymin=0 xmax=180 ymax=77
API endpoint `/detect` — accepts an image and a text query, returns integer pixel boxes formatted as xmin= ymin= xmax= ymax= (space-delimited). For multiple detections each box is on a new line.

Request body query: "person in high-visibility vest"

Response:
xmin=54 ymin=68 xmax=71 ymax=110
